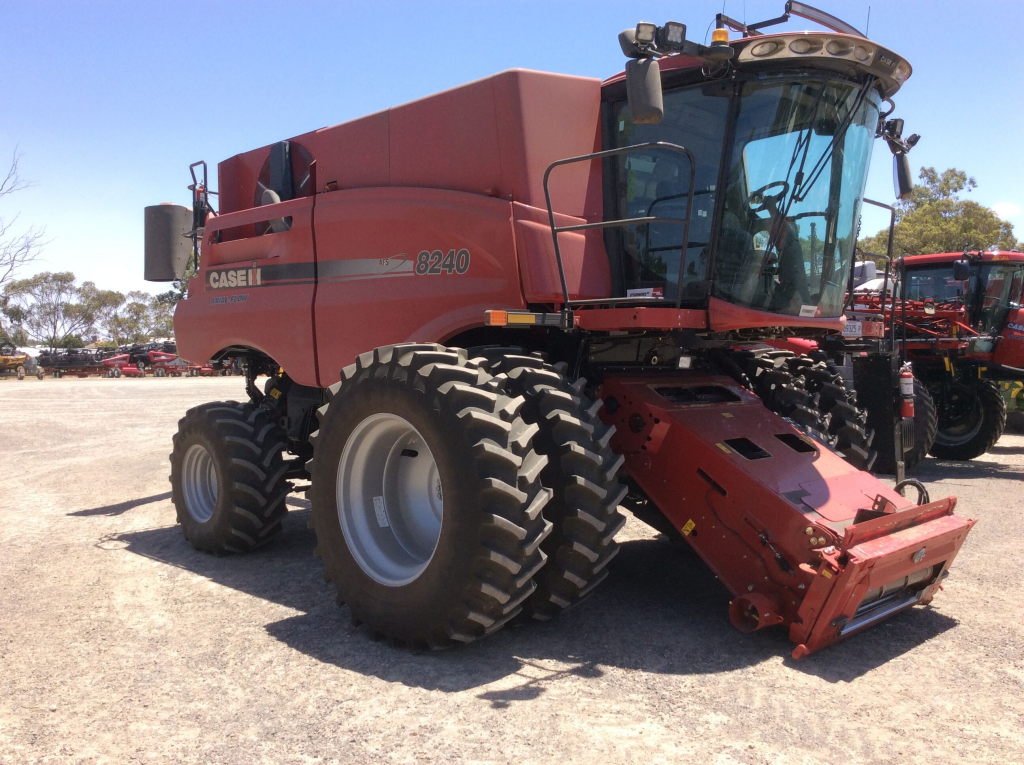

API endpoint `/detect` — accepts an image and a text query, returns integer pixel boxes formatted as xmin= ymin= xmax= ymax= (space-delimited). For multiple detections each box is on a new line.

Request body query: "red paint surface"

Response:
xmin=708 ymin=296 xmax=847 ymax=332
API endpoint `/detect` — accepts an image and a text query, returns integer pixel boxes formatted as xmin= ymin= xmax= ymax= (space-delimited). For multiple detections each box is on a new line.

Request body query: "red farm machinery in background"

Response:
xmin=839 ymin=249 xmax=1024 ymax=460
xmin=143 ymin=3 xmax=974 ymax=658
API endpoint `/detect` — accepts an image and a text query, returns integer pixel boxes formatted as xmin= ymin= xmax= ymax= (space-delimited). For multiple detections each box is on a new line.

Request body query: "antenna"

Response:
xmin=866 ymin=6 xmax=871 ymax=37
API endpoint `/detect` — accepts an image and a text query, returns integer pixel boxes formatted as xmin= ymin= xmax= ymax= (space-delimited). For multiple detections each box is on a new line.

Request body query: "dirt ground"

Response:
xmin=0 ymin=376 xmax=1021 ymax=764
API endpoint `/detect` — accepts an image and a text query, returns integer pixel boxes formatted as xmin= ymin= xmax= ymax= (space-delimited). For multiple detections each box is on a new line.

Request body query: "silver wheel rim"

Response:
xmin=182 ymin=443 xmax=218 ymax=523
xmin=336 ymin=413 xmax=444 ymax=586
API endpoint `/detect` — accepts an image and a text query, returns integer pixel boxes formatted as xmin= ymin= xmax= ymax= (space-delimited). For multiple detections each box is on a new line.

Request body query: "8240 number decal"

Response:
xmin=415 ymin=249 xmax=470 ymax=275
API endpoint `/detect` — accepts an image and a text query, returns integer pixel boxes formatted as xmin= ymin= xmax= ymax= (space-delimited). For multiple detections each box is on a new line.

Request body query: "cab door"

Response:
xmin=994 ymin=267 xmax=1024 ymax=370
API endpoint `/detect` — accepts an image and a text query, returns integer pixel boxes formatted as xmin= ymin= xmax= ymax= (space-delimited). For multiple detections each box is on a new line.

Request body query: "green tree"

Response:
xmin=146 ymin=294 xmax=175 ymax=339
xmin=79 ymin=282 xmax=127 ymax=344
xmin=3 ymin=271 xmax=99 ymax=351
xmin=859 ymin=167 xmax=1018 ymax=259
xmin=114 ymin=291 xmax=157 ymax=344
xmin=154 ymin=254 xmax=197 ymax=306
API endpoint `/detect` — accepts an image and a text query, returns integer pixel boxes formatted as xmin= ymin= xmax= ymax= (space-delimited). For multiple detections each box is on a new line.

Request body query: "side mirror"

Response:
xmin=952 ymin=259 xmax=971 ymax=282
xmin=625 ymin=58 xmax=664 ymax=125
xmin=144 ymin=204 xmax=193 ymax=281
xmin=893 ymin=152 xmax=913 ymax=200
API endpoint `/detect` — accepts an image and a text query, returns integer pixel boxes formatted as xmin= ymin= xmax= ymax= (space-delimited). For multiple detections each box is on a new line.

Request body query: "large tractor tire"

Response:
xmin=738 ymin=350 xmax=876 ymax=471
xmin=16 ymin=365 xmax=25 ymax=380
xmin=864 ymin=377 xmax=938 ymax=474
xmin=170 ymin=401 xmax=291 ymax=553
xmin=929 ymin=378 xmax=1006 ymax=460
xmin=308 ymin=344 xmax=553 ymax=647
xmin=469 ymin=347 xmax=626 ymax=621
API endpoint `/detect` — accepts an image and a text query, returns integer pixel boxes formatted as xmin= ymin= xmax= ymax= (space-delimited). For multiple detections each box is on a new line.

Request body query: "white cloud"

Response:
xmin=991 ymin=201 xmax=1022 ymax=220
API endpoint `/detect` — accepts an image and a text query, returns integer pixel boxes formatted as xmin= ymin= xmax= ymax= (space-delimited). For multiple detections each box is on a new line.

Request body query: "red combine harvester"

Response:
xmin=103 ymin=354 xmax=144 ymax=378
xmin=147 ymin=350 xmax=186 ymax=377
xmin=846 ymin=250 xmax=1023 ymax=459
xmin=145 ymin=3 xmax=974 ymax=657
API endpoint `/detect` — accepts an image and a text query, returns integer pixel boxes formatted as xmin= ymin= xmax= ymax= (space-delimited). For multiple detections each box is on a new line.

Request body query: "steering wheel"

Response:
xmin=747 ymin=181 xmax=790 ymax=215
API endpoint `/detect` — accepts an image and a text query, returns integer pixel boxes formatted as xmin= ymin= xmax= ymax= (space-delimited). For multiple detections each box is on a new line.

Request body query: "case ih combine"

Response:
xmin=847 ymin=250 xmax=1023 ymax=459
xmin=145 ymin=3 xmax=975 ymax=657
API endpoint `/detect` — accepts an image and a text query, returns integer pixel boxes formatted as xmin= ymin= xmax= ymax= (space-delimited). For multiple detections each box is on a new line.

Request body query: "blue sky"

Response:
xmin=3 ymin=0 xmax=1022 ymax=294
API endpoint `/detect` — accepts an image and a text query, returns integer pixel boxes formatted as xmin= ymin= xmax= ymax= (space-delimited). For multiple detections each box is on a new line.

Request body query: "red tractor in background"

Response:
xmin=844 ymin=250 xmax=1023 ymax=460
xmin=145 ymin=4 xmax=974 ymax=658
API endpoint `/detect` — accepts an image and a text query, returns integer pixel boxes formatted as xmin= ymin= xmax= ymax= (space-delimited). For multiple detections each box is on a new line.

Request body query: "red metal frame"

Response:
xmin=599 ymin=372 xmax=974 ymax=656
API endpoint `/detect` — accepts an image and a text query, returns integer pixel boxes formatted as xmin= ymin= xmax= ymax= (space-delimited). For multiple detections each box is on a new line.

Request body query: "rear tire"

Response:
xmin=308 ymin=343 xmax=553 ymax=647
xmin=170 ymin=401 xmax=291 ymax=553
xmin=469 ymin=347 xmax=626 ymax=621
xmin=16 ymin=365 xmax=24 ymax=380
xmin=736 ymin=351 xmax=876 ymax=470
xmin=929 ymin=378 xmax=1006 ymax=460
xmin=867 ymin=377 xmax=938 ymax=474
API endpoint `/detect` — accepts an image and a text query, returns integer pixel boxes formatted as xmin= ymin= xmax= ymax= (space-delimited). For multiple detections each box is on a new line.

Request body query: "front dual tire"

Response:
xmin=169 ymin=401 xmax=291 ymax=553
xmin=308 ymin=344 xmax=554 ymax=647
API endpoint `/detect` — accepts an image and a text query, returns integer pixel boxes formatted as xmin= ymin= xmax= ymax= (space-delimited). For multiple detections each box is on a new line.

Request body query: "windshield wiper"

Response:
xmin=759 ymin=78 xmax=876 ymax=276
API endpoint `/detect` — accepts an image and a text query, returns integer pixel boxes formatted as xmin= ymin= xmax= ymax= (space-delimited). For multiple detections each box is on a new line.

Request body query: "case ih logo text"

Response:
xmin=208 ymin=267 xmax=262 ymax=290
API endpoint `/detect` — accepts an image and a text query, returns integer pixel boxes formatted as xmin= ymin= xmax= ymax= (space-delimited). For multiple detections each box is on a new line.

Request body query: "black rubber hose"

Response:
xmin=894 ymin=478 xmax=930 ymax=506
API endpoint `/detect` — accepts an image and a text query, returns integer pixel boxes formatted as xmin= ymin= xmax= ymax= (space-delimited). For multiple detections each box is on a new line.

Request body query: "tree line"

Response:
xmin=0 ymin=148 xmax=180 ymax=352
xmin=858 ymin=167 xmax=1018 ymax=262
xmin=0 ymin=273 xmax=175 ymax=351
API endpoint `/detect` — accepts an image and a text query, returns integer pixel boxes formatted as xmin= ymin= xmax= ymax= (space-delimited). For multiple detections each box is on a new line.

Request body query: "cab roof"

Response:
xmin=905 ymin=251 xmax=1024 ymax=266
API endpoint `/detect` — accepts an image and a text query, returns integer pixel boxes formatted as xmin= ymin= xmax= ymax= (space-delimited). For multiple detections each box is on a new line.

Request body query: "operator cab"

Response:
xmin=904 ymin=252 xmax=1024 ymax=334
xmin=595 ymin=2 xmax=916 ymax=324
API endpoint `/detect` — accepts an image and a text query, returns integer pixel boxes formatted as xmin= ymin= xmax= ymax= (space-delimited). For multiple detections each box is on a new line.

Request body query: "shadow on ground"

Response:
xmin=987 ymin=443 xmax=1024 ymax=456
xmin=911 ymin=457 xmax=1023 ymax=482
xmin=107 ymin=499 xmax=958 ymax=700
xmin=70 ymin=492 xmax=172 ymax=517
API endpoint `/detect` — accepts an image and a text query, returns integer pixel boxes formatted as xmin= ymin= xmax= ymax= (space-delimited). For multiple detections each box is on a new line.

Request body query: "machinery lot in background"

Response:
xmin=0 ymin=376 xmax=1020 ymax=764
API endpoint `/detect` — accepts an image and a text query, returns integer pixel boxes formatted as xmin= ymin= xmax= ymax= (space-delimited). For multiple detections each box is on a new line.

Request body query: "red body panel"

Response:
xmin=708 ymin=296 xmax=847 ymax=332
xmin=574 ymin=307 xmax=706 ymax=331
xmin=176 ymin=197 xmax=319 ymax=384
xmin=994 ymin=307 xmax=1024 ymax=370
xmin=312 ymin=188 xmax=526 ymax=383
xmin=176 ymin=70 xmax=607 ymax=383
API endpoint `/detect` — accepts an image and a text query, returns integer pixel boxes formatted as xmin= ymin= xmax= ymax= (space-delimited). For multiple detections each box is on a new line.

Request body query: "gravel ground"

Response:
xmin=0 ymin=377 xmax=1021 ymax=764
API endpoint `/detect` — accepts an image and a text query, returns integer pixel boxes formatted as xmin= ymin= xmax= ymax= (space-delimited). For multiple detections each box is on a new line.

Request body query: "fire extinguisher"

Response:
xmin=900 ymin=364 xmax=915 ymax=419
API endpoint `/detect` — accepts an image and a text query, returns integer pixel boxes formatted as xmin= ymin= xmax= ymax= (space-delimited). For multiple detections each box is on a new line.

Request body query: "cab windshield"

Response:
xmin=906 ymin=262 xmax=1024 ymax=333
xmin=715 ymin=77 xmax=880 ymax=318
xmin=609 ymin=75 xmax=881 ymax=316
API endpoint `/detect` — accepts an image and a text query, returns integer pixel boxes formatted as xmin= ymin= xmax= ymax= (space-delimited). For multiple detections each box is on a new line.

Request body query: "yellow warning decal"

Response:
xmin=716 ymin=443 xmax=732 ymax=453
xmin=681 ymin=520 xmax=696 ymax=536
xmin=269 ymin=388 xmax=282 ymax=399
xmin=821 ymin=569 xmax=833 ymax=579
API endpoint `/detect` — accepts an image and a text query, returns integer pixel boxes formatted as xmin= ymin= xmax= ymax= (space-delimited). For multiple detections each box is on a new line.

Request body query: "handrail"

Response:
xmin=860 ymin=198 xmax=899 ymax=355
xmin=205 ymin=195 xmax=313 ymax=232
xmin=542 ymin=141 xmax=696 ymax=308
